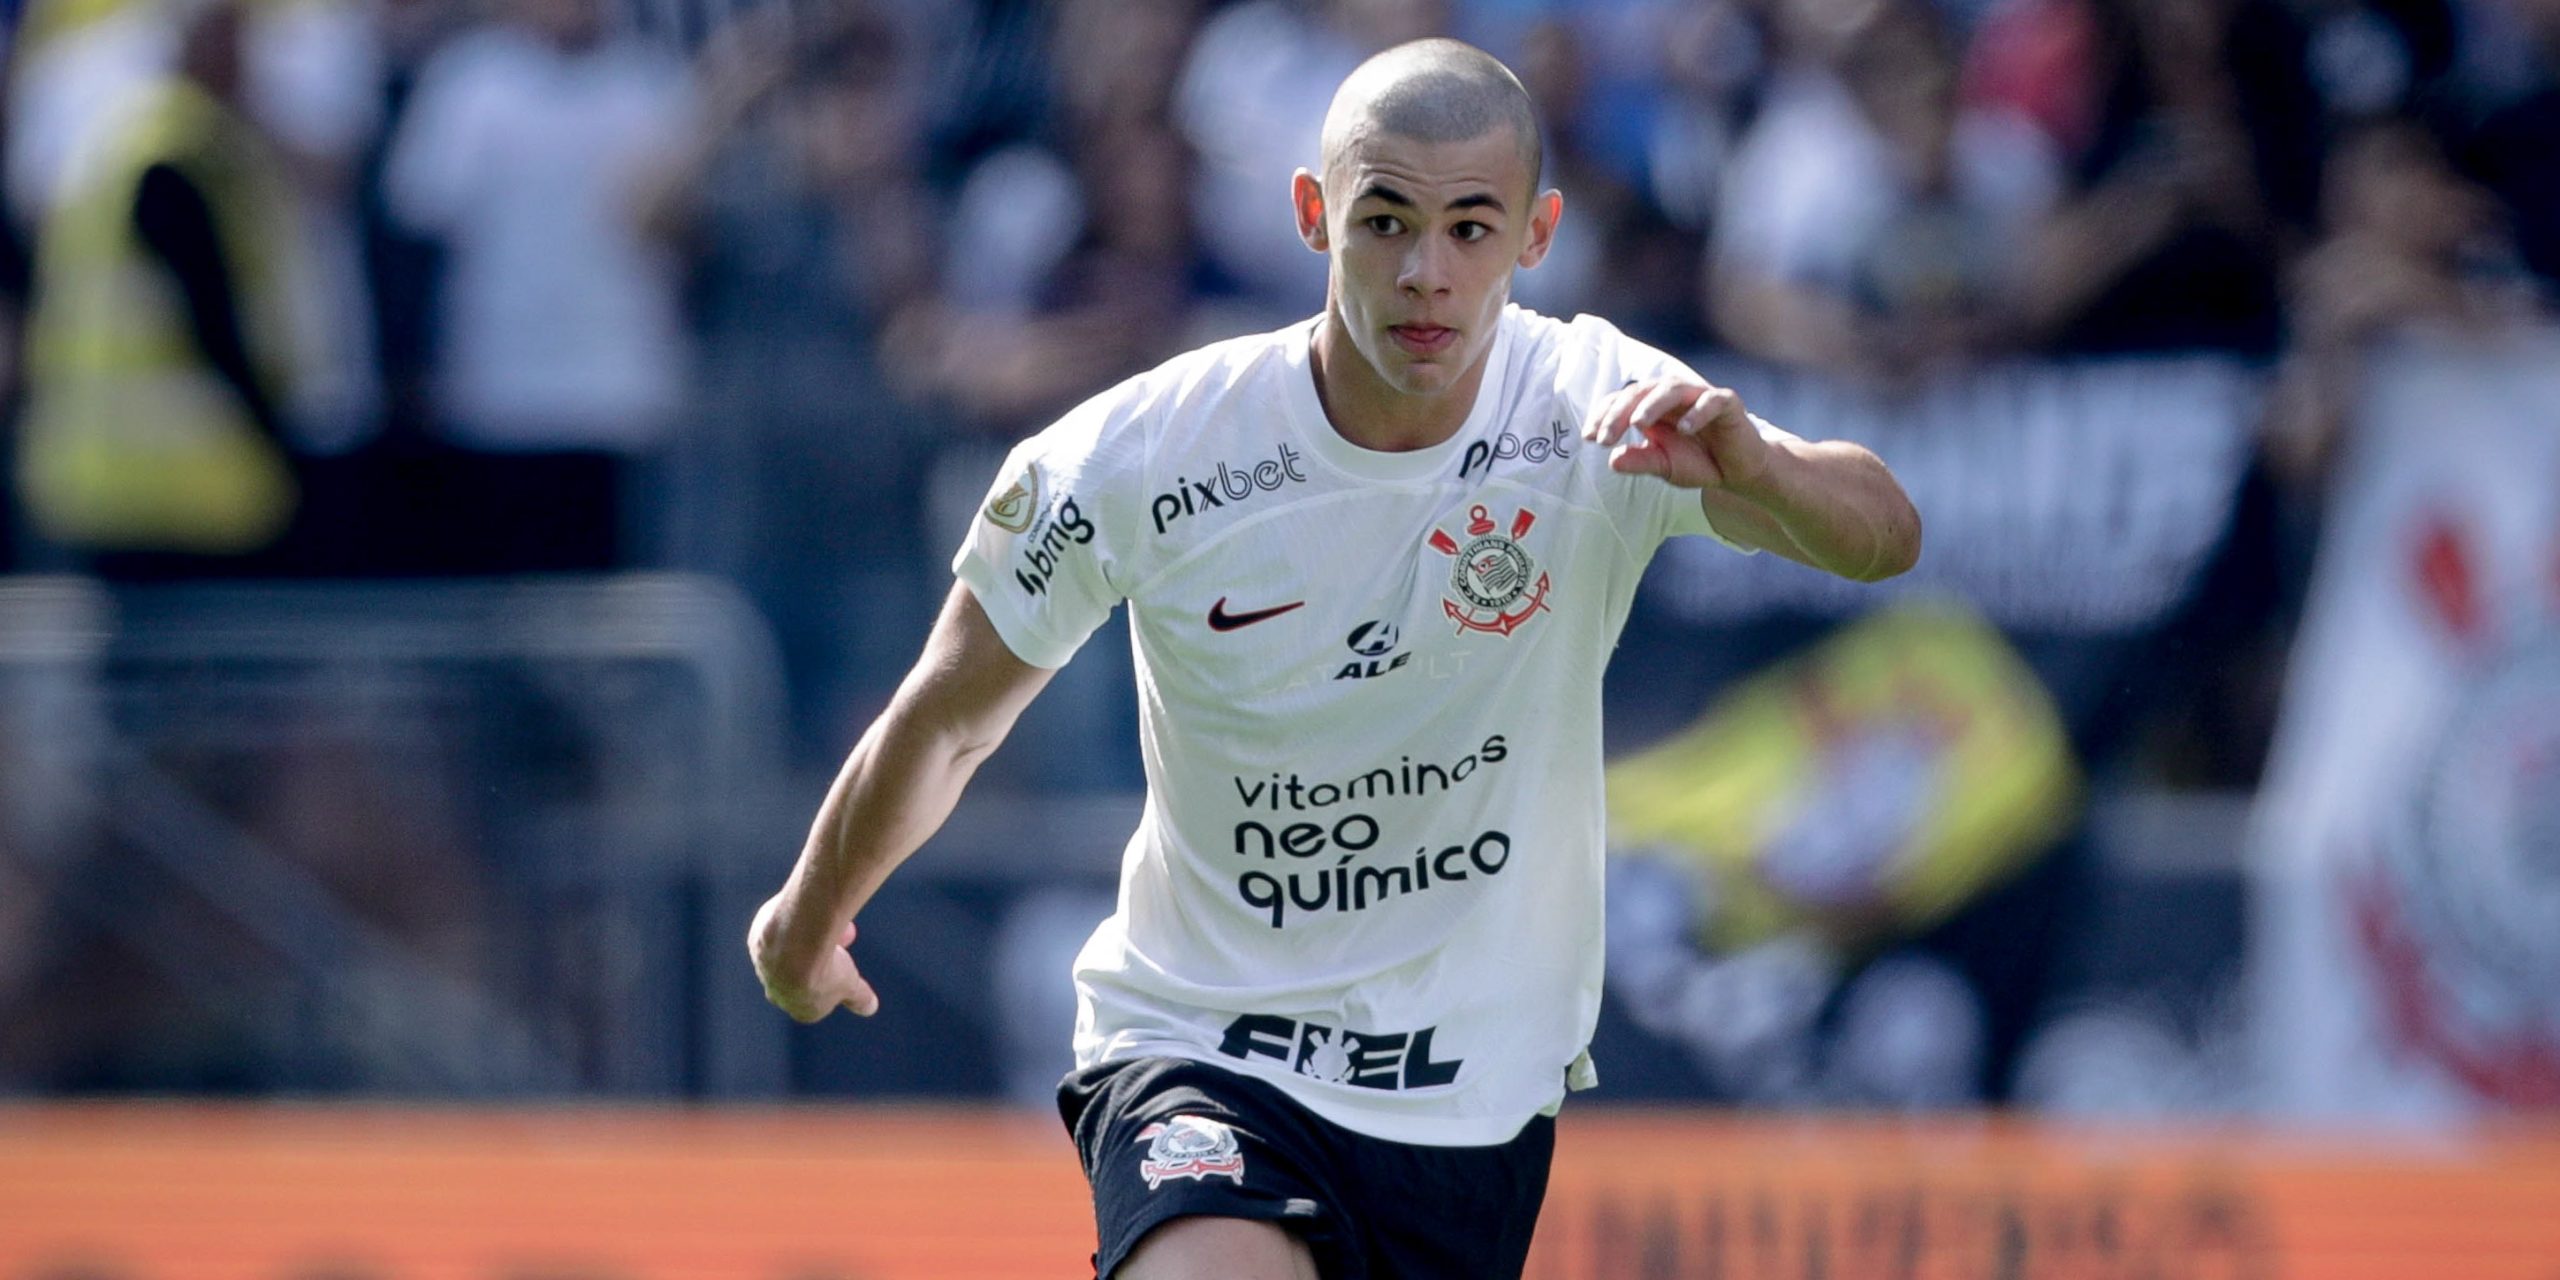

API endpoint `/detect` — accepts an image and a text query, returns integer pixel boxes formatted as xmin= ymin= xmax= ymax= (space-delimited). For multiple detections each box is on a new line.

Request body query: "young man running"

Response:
xmin=750 ymin=37 xmax=1920 ymax=1280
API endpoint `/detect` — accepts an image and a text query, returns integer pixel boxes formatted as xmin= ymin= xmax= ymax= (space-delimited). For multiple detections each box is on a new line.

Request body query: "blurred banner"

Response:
xmin=1601 ymin=604 xmax=2080 ymax=1106
xmin=1609 ymin=603 xmax=2078 ymax=951
xmin=2251 ymin=329 xmax=2560 ymax=1118
xmin=1648 ymin=356 xmax=2258 ymax=633
xmin=1 ymin=1106 xmax=2553 ymax=1279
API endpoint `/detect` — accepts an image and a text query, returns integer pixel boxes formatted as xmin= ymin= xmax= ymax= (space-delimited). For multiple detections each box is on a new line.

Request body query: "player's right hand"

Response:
xmin=748 ymin=895 xmax=881 ymax=1022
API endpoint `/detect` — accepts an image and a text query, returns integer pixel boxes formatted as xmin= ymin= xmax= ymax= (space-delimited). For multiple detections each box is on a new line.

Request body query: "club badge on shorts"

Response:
xmin=1134 ymin=1115 xmax=1247 ymax=1190
xmin=1430 ymin=503 xmax=1551 ymax=637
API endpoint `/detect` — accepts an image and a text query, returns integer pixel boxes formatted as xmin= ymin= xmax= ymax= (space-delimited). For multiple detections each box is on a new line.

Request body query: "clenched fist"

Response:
xmin=749 ymin=894 xmax=880 ymax=1022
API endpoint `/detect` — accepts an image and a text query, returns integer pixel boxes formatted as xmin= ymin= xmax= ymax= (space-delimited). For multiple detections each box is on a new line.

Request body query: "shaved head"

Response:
xmin=1292 ymin=37 xmax=1562 ymax=428
xmin=1320 ymin=38 xmax=1543 ymax=199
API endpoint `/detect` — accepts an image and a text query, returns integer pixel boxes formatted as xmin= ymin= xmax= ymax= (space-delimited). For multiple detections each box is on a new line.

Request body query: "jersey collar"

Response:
xmin=1281 ymin=309 xmax=1514 ymax=486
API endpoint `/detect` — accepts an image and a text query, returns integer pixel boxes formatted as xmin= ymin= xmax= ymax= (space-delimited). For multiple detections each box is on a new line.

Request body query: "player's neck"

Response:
xmin=1309 ymin=312 xmax=1490 ymax=454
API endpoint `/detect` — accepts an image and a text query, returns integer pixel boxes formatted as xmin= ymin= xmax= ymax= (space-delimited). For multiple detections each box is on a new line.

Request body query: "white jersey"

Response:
xmin=955 ymin=305 xmax=1764 ymax=1145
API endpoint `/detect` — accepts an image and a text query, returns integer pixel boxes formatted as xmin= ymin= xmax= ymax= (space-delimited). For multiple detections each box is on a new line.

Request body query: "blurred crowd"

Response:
xmin=0 ymin=0 xmax=2553 ymax=760
xmin=4 ymin=0 xmax=2560 ymax=1108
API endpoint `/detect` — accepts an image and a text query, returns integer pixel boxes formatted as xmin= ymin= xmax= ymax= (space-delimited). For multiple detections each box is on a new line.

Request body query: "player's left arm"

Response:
xmin=1584 ymin=375 xmax=1920 ymax=582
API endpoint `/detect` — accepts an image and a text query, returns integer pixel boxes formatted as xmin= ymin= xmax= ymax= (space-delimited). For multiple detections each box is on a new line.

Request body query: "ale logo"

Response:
xmin=1336 ymin=619 xmax=1409 ymax=681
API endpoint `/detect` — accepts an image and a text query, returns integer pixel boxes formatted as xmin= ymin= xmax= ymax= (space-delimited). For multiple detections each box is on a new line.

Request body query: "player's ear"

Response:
xmin=1293 ymin=169 xmax=1328 ymax=253
xmin=1517 ymin=189 xmax=1562 ymax=270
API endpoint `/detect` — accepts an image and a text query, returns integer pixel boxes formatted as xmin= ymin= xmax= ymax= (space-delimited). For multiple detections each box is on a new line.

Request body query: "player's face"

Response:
xmin=1295 ymin=127 xmax=1558 ymax=399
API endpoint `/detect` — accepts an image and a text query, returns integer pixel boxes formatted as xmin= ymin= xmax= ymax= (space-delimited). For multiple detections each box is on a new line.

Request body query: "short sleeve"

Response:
xmin=951 ymin=395 xmax=1143 ymax=669
xmin=1573 ymin=320 xmax=1784 ymax=555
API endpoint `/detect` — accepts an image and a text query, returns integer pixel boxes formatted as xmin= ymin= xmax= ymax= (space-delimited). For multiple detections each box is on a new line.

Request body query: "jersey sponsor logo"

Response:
xmin=1335 ymin=619 xmax=1409 ymax=680
xmin=1133 ymin=1116 xmax=1246 ymax=1189
xmin=1230 ymin=736 xmax=1507 ymax=815
xmin=1207 ymin=597 xmax=1306 ymax=631
xmin=1219 ymin=1014 xmax=1462 ymax=1091
xmin=1012 ymin=495 xmax=1096 ymax=598
xmin=1346 ymin=620 xmax=1400 ymax=657
xmin=983 ymin=460 xmax=1039 ymax=534
xmin=1234 ymin=827 xmax=1512 ymax=928
xmin=1458 ymin=416 xmax=1575 ymax=480
xmin=1429 ymin=503 xmax=1553 ymax=637
xmin=1150 ymin=444 xmax=1308 ymax=535
xmin=1226 ymin=737 xmax=1514 ymax=928
xmin=1250 ymin=646 xmax=1480 ymax=698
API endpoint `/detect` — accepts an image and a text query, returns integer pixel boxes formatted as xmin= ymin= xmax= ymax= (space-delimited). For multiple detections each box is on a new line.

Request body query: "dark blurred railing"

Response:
xmin=0 ymin=573 xmax=797 ymax=1098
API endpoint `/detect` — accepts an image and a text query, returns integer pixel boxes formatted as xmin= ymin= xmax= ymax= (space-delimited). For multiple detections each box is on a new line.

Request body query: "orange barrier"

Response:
xmin=0 ymin=1105 xmax=2553 ymax=1279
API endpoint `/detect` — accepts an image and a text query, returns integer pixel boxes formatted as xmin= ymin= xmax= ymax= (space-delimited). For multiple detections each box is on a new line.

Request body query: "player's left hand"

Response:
xmin=1582 ymin=375 xmax=1772 ymax=494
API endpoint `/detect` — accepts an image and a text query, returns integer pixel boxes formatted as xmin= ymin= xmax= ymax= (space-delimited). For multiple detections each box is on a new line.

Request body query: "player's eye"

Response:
xmin=1364 ymin=214 xmax=1404 ymax=237
xmin=1451 ymin=221 xmax=1492 ymax=243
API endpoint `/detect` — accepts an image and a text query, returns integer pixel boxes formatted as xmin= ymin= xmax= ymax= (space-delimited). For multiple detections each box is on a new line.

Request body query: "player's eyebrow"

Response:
xmin=1354 ymin=183 xmax=1507 ymax=215
xmin=1355 ymin=182 xmax=1419 ymax=208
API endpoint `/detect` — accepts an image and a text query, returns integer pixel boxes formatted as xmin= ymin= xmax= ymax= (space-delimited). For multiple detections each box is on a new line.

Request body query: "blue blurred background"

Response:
xmin=0 ymin=0 xmax=2555 ymax=1132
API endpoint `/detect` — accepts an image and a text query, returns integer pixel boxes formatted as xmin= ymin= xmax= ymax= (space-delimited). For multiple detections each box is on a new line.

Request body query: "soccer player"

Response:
xmin=749 ymin=37 xmax=1919 ymax=1280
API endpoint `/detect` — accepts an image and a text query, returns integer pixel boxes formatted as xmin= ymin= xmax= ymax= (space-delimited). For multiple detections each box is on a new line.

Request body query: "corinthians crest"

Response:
xmin=1429 ymin=503 xmax=1551 ymax=637
xmin=2343 ymin=512 xmax=2560 ymax=1103
xmin=1133 ymin=1115 xmax=1247 ymax=1190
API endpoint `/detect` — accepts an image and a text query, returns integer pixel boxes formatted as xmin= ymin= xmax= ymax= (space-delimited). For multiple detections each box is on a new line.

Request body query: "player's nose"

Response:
xmin=1398 ymin=237 xmax=1453 ymax=296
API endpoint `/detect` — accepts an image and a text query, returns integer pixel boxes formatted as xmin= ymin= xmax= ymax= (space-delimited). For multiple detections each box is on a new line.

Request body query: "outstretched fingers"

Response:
xmin=1674 ymin=384 xmax=1745 ymax=437
xmin=1607 ymin=431 xmax=1671 ymax=477
xmin=1628 ymin=380 xmax=1700 ymax=436
xmin=1584 ymin=378 xmax=1712 ymax=450
xmin=1581 ymin=383 xmax=1643 ymax=447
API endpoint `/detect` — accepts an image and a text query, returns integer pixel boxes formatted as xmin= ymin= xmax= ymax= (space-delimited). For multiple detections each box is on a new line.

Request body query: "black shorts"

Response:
xmin=1057 ymin=1056 xmax=1555 ymax=1279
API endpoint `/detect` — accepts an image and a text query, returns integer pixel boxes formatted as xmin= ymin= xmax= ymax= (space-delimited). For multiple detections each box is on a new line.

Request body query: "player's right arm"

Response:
xmin=755 ymin=370 xmax=1146 ymax=1021
xmin=747 ymin=582 xmax=1055 ymax=1022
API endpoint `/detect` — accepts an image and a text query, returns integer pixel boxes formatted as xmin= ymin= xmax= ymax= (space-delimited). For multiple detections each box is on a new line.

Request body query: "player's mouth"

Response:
xmin=1389 ymin=324 xmax=1456 ymax=356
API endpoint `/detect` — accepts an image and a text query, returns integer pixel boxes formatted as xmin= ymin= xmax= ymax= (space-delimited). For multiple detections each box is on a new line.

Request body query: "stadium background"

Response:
xmin=0 ymin=0 xmax=2555 ymax=1274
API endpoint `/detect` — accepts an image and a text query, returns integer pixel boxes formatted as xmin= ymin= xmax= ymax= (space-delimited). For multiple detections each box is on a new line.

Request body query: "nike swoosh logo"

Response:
xmin=1207 ymin=597 xmax=1306 ymax=631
